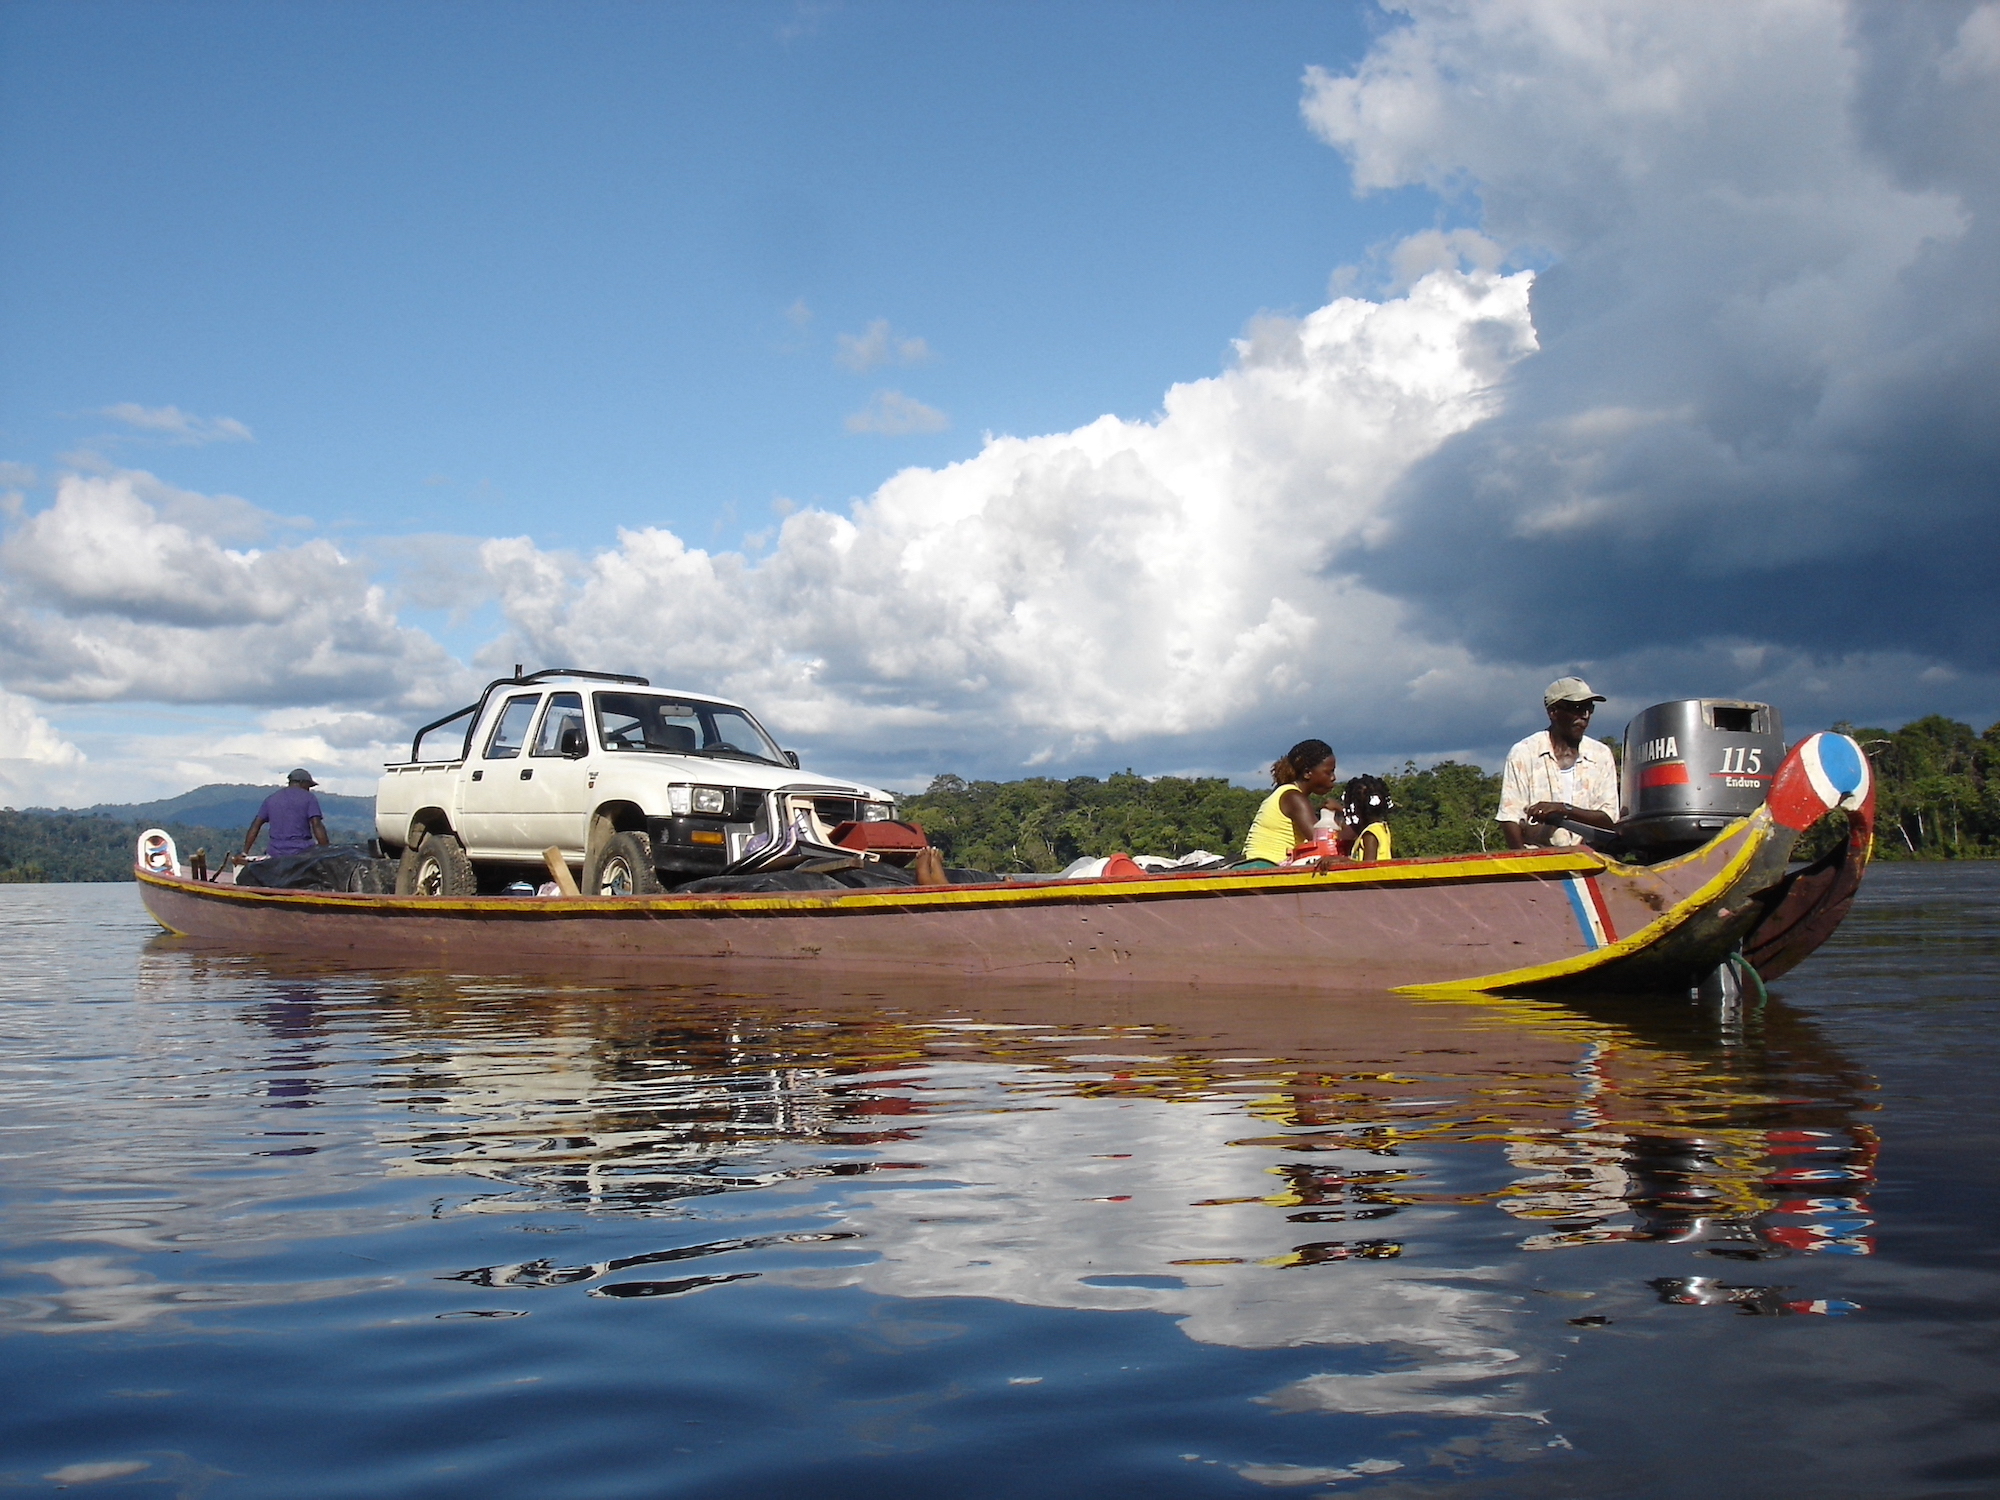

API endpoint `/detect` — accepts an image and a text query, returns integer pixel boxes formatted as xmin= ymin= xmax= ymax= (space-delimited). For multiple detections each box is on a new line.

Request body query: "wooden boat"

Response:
xmin=134 ymin=732 xmax=1875 ymax=996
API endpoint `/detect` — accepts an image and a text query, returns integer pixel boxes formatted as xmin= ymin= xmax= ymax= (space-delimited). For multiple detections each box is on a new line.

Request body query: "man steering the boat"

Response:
xmin=1497 ymin=678 xmax=1619 ymax=849
xmin=243 ymin=768 xmax=330 ymax=858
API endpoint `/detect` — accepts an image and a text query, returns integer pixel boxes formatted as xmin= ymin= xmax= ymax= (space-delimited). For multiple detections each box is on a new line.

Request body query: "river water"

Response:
xmin=1 ymin=864 xmax=1995 ymax=1499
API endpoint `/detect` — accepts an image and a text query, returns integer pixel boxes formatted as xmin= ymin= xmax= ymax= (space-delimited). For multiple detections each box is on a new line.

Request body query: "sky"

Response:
xmin=1 ymin=0 xmax=1996 ymax=806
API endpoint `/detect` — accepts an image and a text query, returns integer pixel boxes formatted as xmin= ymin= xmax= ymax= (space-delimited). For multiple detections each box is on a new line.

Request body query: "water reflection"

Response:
xmin=96 ymin=951 xmax=1881 ymax=1430
xmin=0 ymin=879 xmax=1907 ymax=1500
xmin=8 ymin=875 xmax=1990 ymax=1497
xmin=335 ymin=970 xmax=1874 ymax=1272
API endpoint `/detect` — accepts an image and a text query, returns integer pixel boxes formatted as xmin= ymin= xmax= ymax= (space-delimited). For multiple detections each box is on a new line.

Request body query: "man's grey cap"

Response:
xmin=286 ymin=768 xmax=318 ymax=786
xmin=1543 ymin=677 xmax=1606 ymax=707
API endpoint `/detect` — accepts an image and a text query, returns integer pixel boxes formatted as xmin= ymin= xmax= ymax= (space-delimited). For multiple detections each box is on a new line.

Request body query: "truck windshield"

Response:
xmin=592 ymin=693 xmax=786 ymax=765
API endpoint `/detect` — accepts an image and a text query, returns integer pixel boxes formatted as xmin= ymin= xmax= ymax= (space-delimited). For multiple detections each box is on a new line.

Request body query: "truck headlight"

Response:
xmin=860 ymin=802 xmax=895 ymax=822
xmin=692 ymin=787 xmax=727 ymax=815
xmin=667 ymin=785 xmax=692 ymax=816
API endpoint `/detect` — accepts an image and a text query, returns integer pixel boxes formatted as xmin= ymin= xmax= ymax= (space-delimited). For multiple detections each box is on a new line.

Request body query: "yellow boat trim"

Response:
xmin=137 ymin=845 xmax=1605 ymax=920
xmin=1395 ymin=813 xmax=1773 ymax=997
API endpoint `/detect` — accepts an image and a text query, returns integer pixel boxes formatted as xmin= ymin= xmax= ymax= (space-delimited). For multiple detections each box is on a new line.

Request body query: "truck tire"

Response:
xmin=398 ymin=831 xmax=476 ymax=898
xmin=586 ymin=830 xmax=663 ymax=897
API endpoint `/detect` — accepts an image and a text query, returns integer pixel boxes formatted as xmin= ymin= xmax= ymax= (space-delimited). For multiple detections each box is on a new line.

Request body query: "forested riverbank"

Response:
xmin=0 ymin=788 xmax=376 ymax=885
xmin=902 ymin=714 xmax=2000 ymax=872
xmin=0 ymin=812 xmax=246 ymax=885
xmin=3 ymin=716 xmax=1993 ymax=881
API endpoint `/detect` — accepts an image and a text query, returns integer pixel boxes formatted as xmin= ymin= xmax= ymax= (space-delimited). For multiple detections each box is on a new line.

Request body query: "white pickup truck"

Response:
xmin=376 ymin=669 xmax=899 ymax=896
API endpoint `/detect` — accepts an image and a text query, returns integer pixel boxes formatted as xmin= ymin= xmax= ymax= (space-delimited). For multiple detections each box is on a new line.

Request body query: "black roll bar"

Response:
xmin=406 ymin=667 xmax=652 ymax=761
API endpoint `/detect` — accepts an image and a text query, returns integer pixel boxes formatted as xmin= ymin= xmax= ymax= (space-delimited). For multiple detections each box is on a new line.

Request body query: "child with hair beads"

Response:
xmin=1341 ymin=775 xmax=1395 ymax=861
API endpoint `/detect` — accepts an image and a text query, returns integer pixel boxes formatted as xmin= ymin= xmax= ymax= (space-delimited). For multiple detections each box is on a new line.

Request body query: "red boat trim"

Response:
xmin=1586 ymin=874 xmax=1618 ymax=944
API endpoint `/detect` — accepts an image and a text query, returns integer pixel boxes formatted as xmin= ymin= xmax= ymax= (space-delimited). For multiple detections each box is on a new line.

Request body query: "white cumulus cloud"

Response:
xmin=0 ymin=472 xmax=466 ymax=710
xmin=480 ymin=267 xmax=1548 ymax=782
xmin=0 ymin=686 xmax=87 ymax=808
xmin=1302 ymin=0 xmax=2000 ymax=686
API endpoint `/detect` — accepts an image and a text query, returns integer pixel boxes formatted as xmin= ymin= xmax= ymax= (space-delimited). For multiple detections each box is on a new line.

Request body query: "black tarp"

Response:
xmin=234 ymin=846 xmax=400 ymax=893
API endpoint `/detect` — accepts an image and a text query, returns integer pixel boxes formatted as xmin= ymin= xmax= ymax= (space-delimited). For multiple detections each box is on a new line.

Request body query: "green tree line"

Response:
xmin=1835 ymin=715 xmax=2000 ymax=860
xmin=901 ymin=758 xmax=1509 ymax=873
xmin=903 ymin=715 xmax=2000 ymax=872
xmin=2 ymin=715 xmax=1992 ymax=882
xmin=0 ymin=813 xmax=245 ymax=884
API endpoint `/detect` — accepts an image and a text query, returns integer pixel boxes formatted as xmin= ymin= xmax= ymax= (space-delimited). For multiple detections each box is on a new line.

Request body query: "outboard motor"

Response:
xmin=1621 ymin=699 xmax=1787 ymax=858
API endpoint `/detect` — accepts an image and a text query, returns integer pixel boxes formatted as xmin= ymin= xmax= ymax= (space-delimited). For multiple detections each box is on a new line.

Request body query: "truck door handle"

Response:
xmin=471 ymin=769 xmax=483 ymax=781
xmin=520 ymin=768 xmax=533 ymax=780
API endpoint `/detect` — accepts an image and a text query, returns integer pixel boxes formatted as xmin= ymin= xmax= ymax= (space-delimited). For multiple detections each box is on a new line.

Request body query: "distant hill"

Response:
xmin=67 ymin=782 xmax=376 ymax=835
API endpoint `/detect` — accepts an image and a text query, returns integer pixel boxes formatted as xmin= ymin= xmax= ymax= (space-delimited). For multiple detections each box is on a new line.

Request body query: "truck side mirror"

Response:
xmin=783 ymin=750 xmax=800 ymax=768
xmin=560 ymin=724 xmax=588 ymax=758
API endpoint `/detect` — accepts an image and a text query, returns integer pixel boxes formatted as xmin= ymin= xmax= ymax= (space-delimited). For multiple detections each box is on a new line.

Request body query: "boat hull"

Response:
xmin=128 ymin=817 xmax=1832 ymax=995
xmin=135 ymin=732 xmax=1876 ymax=996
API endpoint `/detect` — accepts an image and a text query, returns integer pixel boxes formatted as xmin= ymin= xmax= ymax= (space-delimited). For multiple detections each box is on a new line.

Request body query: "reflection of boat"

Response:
xmin=163 ymin=953 xmax=1878 ymax=1272
xmin=134 ymin=733 xmax=1874 ymax=996
xmin=157 ymin=957 xmax=1872 ymax=1423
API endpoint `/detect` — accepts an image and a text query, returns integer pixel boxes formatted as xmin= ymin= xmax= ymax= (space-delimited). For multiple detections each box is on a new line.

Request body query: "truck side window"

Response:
xmin=485 ymin=695 xmax=541 ymax=760
xmin=532 ymin=693 xmax=586 ymax=757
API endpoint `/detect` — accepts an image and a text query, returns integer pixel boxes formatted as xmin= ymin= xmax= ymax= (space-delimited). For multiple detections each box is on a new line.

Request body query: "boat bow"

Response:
xmin=1414 ymin=731 xmax=1876 ymax=997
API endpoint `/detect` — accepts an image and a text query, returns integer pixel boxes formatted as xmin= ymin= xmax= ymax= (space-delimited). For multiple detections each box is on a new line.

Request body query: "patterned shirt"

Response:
xmin=1496 ymin=731 xmax=1619 ymax=847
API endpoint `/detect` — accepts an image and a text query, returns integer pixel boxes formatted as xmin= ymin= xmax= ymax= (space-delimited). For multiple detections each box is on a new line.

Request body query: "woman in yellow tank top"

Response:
xmin=1241 ymin=739 xmax=1337 ymax=866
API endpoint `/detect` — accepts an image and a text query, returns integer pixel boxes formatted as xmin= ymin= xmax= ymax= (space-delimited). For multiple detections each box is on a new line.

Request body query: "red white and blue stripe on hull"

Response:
xmin=1562 ymin=874 xmax=1619 ymax=951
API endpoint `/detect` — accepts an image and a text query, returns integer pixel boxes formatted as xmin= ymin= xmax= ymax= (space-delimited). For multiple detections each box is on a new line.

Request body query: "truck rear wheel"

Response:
xmin=587 ymin=830 xmax=663 ymax=897
xmin=398 ymin=831 xmax=476 ymax=898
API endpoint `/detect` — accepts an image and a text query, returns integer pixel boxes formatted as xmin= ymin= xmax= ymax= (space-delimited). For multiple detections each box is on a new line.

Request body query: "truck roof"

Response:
xmin=521 ymin=675 xmax=744 ymax=704
xmin=403 ymin=668 xmax=759 ymax=764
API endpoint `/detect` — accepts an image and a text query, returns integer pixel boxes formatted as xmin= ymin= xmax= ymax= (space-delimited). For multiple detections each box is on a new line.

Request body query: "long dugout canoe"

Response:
xmin=136 ymin=733 xmax=1876 ymax=997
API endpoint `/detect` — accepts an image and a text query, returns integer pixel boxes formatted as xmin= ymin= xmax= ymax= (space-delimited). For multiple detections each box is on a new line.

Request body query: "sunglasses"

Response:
xmin=1551 ymin=701 xmax=1597 ymax=714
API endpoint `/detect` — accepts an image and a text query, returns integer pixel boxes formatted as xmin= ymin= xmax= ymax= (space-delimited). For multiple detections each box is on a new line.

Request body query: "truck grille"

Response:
xmin=811 ymin=796 xmax=863 ymax=827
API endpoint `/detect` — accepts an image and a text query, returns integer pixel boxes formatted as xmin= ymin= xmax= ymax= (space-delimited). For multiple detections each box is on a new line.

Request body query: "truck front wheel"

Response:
xmin=398 ymin=832 xmax=476 ymax=898
xmin=587 ymin=830 xmax=663 ymax=897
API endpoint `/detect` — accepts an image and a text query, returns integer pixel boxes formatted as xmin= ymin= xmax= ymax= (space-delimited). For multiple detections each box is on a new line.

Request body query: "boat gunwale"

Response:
xmin=136 ymin=843 xmax=1615 ymax=921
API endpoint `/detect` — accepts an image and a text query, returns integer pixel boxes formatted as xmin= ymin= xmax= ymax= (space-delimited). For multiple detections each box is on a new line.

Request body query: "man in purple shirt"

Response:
xmin=243 ymin=769 xmax=329 ymax=858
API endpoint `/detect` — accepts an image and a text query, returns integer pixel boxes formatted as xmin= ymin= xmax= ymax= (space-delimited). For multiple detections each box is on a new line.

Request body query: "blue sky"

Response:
xmin=1 ymin=1 xmax=1995 ymax=805
xmin=2 ymin=1 xmax=1435 ymax=552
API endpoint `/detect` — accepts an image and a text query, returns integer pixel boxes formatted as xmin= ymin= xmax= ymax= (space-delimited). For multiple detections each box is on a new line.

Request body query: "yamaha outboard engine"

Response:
xmin=1621 ymin=699 xmax=1787 ymax=858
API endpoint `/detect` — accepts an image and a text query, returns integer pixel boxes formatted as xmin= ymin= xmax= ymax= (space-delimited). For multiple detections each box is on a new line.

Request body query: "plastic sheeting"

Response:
xmin=235 ymin=846 xmax=400 ymax=893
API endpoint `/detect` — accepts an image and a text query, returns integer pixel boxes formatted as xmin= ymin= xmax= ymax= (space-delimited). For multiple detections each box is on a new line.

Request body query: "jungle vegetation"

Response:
xmin=900 ymin=758 xmax=1507 ymax=873
xmin=905 ymin=715 xmax=2000 ymax=872
xmin=0 ymin=803 xmax=376 ymax=885
xmin=1 ymin=716 xmax=1993 ymax=882
xmin=1833 ymin=716 xmax=2000 ymax=860
xmin=0 ymin=813 xmax=247 ymax=885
